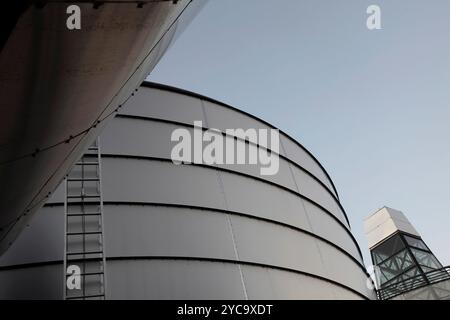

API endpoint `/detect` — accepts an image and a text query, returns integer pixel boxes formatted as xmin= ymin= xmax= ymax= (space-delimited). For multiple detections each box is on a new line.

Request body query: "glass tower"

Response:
xmin=365 ymin=207 xmax=450 ymax=300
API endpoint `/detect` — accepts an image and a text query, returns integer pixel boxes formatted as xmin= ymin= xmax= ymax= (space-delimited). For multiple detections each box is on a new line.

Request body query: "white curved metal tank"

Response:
xmin=0 ymin=82 xmax=376 ymax=299
xmin=0 ymin=0 xmax=205 ymax=254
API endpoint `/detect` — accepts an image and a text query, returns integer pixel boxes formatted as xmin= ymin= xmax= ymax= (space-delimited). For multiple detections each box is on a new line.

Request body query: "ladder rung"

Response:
xmin=67 ymin=178 xmax=100 ymax=182
xmin=67 ymin=195 xmax=100 ymax=199
xmin=67 ymin=212 xmax=101 ymax=217
xmin=66 ymin=294 xmax=105 ymax=300
xmin=67 ymin=231 xmax=102 ymax=236
xmin=67 ymin=257 xmax=104 ymax=263
xmin=79 ymin=272 xmax=104 ymax=276
xmin=75 ymin=162 xmax=99 ymax=166
xmin=67 ymin=251 xmax=103 ymax=256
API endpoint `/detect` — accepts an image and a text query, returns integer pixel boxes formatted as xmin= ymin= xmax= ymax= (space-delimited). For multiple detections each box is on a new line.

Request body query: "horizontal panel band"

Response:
xmin=141 ymin=81 xmax=341 ymax=202
xmin=43 ymin=200 xmax=368 ymax=279
xmin=99 ymin=154 xmax=353 ymax=242
xmin=0 ymin=256 xmax=370 ymax=300
xmin=114 ymin=113 xmax=341 ymax=204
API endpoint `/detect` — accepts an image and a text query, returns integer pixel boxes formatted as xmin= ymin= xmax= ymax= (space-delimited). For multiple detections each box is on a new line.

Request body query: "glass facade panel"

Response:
xmin=411 ymin=248 xmax=443 ymax=270
xmin=373 ymin=232 xmax=449 ymax=299
xmin=382 ymin=266 xmax=414 ymax=286
xmin=372 ymin=234 xmax=405 ymax=265
xmin=378 ymin=249 xmax=415 ymax=286
xmin=404 ymin=235 xmax=428 ymax=251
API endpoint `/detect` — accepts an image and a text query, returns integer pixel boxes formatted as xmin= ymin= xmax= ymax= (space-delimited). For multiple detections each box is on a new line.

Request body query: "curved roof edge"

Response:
xmin=141 ymin=81 xmax=349 ymax=228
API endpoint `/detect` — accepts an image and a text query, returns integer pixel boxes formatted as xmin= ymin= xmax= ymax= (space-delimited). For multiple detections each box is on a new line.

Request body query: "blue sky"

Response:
xmin=148 ymin=0 xmax=450 ymax=267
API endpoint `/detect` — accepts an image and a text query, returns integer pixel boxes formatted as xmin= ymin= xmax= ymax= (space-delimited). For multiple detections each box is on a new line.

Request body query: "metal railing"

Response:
xmin=377 ymin=266 xmax=450 ymax=300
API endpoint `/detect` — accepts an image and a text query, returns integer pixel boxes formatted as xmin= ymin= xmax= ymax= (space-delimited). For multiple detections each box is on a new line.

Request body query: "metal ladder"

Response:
xmin=63 ymin=138 xmax=107 ymax=300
